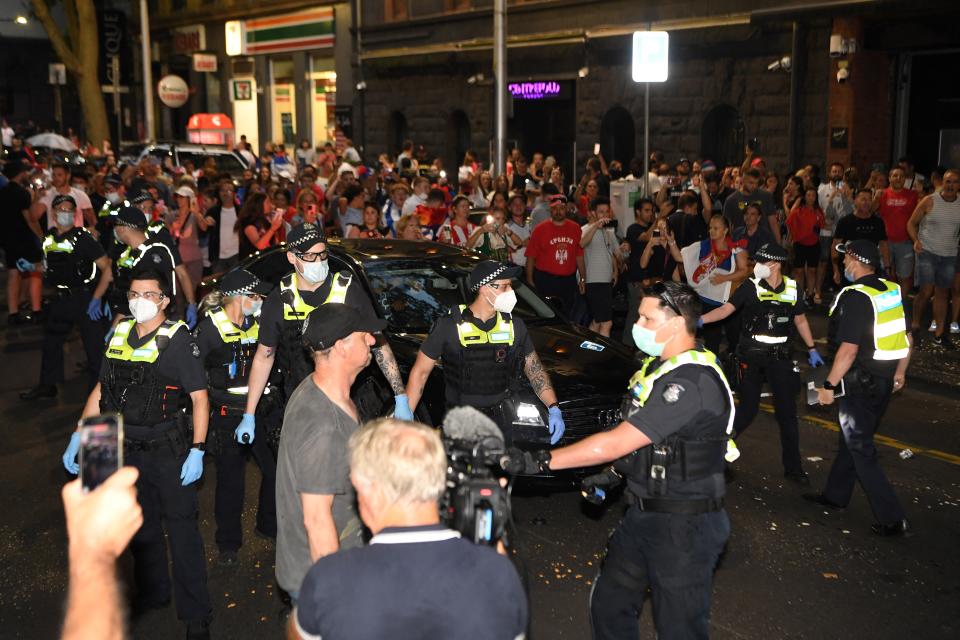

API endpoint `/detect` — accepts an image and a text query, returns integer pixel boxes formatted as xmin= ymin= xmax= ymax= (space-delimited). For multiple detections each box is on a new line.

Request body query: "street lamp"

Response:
xmin=15 ymin=15 xmax=28 ymax=25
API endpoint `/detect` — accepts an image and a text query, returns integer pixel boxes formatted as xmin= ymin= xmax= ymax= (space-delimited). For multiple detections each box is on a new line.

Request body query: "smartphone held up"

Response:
xmin=79 ymin=413 xmax=123 ymax=492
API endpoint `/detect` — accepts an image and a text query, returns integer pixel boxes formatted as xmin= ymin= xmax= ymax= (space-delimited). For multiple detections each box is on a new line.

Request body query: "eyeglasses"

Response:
xmin=126 ymin=290 xmax=165 ymax=302
xmin=295 ymin=250 xmax=328 ymax=263
xmin=649 ymin=281 xmax=682 ymax=317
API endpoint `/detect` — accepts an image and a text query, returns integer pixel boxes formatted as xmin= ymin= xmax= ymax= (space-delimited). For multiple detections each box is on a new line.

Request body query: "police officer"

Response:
xmin=195 ymin=269 xmax=277 ymax=565
xmin=507 ymin=281 xmax=732 ymax=639
xmin=805 ymin=239 xmax=911 ymax=536
xmin=241 ymin=223 xmax=414 ymax=438
xmin=700 ymin=242 xmax=824 ymax=484
xmin=111 ymin=205 xmax=199 ymax=328
xmin=61 ymin=267 xmax=212 ymax=639
xmin=405 ymin=261 xmax=566 ymax=444
xmin=20 ymin=195 xmax=113 ymax=400
xmin=94 ymin=174 xmax=125 ymax=253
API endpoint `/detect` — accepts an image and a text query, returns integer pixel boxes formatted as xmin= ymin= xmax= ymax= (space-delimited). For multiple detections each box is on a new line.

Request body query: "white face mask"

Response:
xmin=753 ymin=263 xmax=772 ymax=280
xmin=488 ymin=288 xmax=517 ymax=314
xmin=299 ymin=258 xmax=329 ymax=284
xmin=128 ymin=298 xmax=160 ymax=324
xmin=106 ymin=192 xmax=121 ymax=204
xmin=242 ymin=297 xmax=263 ymax=317
xmin=55 ymin=211 xmax=74 ymax=228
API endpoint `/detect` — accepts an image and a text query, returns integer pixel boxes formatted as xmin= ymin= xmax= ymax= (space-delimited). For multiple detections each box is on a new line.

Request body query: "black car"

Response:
xmin=199 ymin=239 xmax=638 ymax=450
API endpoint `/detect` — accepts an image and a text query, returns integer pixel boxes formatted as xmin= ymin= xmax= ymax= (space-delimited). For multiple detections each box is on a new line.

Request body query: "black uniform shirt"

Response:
xmin=830 ymin=274 xmax=899 ymax=379
xmin=625 ymin=354 xmax=731 ymax=500
xmin=729 ymin=278 xmax=806 ymax=347
xmin=195 ymin=313 xmax=256 ymax=365
xmin=258 ymin=270 xmax=379 ymax=349
xmin=833 ymin=213 xmax=887 ymax=246
xmin=47 ymin=228 xmax=105 ymax=286
xmin=147 ymin=226 xmax=184 ymax=265
xmin=98 ymin=321 xmax=207 ymax=394
xmin=421 ymin=308 xmax=535 ymax=408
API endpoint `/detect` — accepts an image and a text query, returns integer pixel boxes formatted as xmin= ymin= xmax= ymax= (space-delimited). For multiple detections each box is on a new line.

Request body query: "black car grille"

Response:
xmin=557 ymin=396 xmax=624 ymax=442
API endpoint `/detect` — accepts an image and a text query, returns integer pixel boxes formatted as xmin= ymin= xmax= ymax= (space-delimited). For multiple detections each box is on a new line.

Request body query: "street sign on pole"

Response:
xmin=48 ymin=63 xmax=66 ymax=85
xmin=632 ymin=31 xmax=669 ymax=197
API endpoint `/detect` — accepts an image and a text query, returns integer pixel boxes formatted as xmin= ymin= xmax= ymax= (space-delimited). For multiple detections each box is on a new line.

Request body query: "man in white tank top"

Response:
xmin=907 ymin=170 xmax=960 ymax=346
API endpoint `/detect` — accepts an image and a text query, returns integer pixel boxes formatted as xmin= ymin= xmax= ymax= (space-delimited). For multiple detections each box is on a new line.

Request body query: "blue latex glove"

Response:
xmin=180 ymin=448 xmax=205 ymax=486
xmin=393 ymin=394 xmax=414 ymax=421
xmin=185 ymin=303 xmax=198 ymax=330
xmin=808 ymin=348 xmax=825 ymax=367
xmin=548 ymin=406 xmax=565 ymax=445
xmin=15 ymin=258 xmax=35 ymax=272
xmin=235 ymin=413 xmax=255 ymax=444
xmin=87 ymin=297 xmax=104 ymax=321
xmin=103 ymin=301 xmax=112 ymax=321
xmin=63 ymin=432 xmax=81 ymax=475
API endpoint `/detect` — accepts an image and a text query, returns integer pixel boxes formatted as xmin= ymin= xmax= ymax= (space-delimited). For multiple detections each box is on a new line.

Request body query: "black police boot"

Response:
xmin=871 ymin=519 xmax=911 ymax=537
xmin=784 ymin=470 xmax=810 ymax=486
xmin=185 ymin=620 xmax=210 ymax=640
xmin=19 ymin=385 xmax=58 ymax=400
xmin=802 ymin=493 xmax=844 ymax=509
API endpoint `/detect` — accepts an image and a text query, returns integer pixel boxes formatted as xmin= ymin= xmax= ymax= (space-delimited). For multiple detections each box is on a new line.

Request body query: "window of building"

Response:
xmin=599 ymin=106 xmax=635 ymax=167
xmin=385 ymin=0 xmax=408 ymax=21
xmin=446 ymin=110 xmax=471 ymax=171
xmin=388 ymin=111 xmax=409 ymax=159
xmin=701 ymin=104 xmax=745 ymax=171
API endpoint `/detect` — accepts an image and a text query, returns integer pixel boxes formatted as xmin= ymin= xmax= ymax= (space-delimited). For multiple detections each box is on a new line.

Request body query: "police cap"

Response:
xmin=130 ymin=190 xmax=154 ymax=204
xmin=218 ymin=268 xmax=273 ymax=297
xmin=301 ymin=303 xmax=386 ymax=351
xmin=286 ymin=223 xmax=326 ymax=253
xmin=469 ymin=261 xmax=522 ymax=292
xmin=755 ymin=243 xmax=788 ymax=263
xmin=115 ymin=205 xmax=149 ymax=230
xmin=51 ymin=194 xmax=77 ymax=210
xmin=104 ymin=174 xmax=123 ymax=187
xmin=836 ymin=239 xmax=881 ymax=266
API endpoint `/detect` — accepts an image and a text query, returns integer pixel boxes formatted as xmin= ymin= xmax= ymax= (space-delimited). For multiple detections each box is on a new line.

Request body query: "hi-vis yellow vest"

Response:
xmin=455 ymin=304 xmax=515 ymax=346
xmin=106 ymin=319 xmax=186 ymax=363
xmin=280 ymin=272 xmax=352 ymax=320
xmin=43 ymin=231 xmax=97 ymax=287
xmin=208 ymin=307 xmax=259 ymax=344
xmin=752 ymin=276 xmax=798 ymax=305
xmin=829 ymin=280 xmax=909 ymax=361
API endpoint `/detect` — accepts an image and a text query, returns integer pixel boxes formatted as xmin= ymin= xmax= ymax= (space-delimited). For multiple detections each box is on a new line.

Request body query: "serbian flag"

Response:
xmin=681 ymin=238 xmax=735 ymax=306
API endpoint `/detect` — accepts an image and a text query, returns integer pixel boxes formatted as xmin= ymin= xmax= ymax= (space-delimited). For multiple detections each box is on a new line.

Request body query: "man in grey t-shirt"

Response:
xmin=275 ymin=303 xmax=386 ymax=599
xmin=723 ymin=168 xmax=781 ymax=244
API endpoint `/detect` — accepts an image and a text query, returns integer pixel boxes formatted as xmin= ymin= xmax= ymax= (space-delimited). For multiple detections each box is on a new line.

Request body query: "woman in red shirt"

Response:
xmin=787 ymin=186 xmax=826 ymax=302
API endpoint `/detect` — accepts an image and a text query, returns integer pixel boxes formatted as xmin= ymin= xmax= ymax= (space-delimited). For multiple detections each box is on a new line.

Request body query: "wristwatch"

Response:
xmin=192 ymin=442 xmax=207 ymax=451
xmin=822 ymin=380 xmax=838 ymax=391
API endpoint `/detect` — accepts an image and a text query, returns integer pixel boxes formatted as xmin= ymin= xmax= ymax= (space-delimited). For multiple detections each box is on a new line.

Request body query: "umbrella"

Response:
xmin=26 ymin=133 xmax=77 ymax=152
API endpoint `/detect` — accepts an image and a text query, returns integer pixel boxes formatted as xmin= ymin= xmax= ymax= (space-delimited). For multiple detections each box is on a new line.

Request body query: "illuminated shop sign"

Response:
xmin=509 ymin=81 xmax=562 ymax=100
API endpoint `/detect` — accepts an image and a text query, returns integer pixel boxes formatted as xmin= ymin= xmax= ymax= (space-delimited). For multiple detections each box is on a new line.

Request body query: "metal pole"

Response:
xmin=787 ymin=21 xmax=801 ymax=171
xmin=112 ymin=56 xmax=122 ymax=148
xmin=493 ymin=0 xmax=507 ymax=177
xmin=140 ymin=0 xmax=155 ymax=141
xmin=643 ymin=82 xmax=650 ymax=197
xmin=54 ymin=85 xmax=62 ymax=134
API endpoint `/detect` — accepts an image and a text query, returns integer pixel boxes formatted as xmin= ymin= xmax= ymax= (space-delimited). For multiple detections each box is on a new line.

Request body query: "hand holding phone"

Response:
xmin=593 ymin=143 xmax=601 ymax=156
xmin=79 ymin=413 xmax=123 ymax=492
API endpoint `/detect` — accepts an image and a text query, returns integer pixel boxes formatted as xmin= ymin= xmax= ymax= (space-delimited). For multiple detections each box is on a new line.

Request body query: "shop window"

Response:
xmin=445 ymin=110 xmax=471 ymax=170
xmin=385 ymin=0 xmax=409 ymax=21
xmin=599 ymin=106 xmax=635 ymax=167
xmin=701 ymin=104 xmax=744 ymax=171
xmin=388 ymin=111 xmax=409 ymax=159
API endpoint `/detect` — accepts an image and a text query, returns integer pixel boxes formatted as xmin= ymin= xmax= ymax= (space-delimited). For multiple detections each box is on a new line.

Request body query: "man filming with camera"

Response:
xmin=288 ymin=418 xmax=528 ymax=640
xmin=506 ymin=281 xmax=733 ymax=640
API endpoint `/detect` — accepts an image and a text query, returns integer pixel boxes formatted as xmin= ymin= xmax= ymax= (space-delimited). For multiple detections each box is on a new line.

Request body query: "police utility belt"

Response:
xmin=619 ymin=350 xmax=735 ymax=500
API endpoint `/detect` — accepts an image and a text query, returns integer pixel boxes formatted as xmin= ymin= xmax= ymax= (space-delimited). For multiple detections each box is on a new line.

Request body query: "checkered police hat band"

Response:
xmin=473 ymin=265 xmax=509 ymax=291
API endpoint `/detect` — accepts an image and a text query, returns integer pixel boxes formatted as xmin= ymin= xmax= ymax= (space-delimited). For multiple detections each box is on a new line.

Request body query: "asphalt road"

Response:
xmin=1 ymin=316 xmax=958 ymax=639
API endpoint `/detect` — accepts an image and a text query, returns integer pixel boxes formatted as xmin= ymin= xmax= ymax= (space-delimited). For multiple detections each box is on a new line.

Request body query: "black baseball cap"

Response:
xmin=836 ymin=239 xmax=881 ymax=266
xmin=115 ymin=205 xmax=149 ymax=230
xmin=755 ymin=243 xmax=789 ymax=263
xmin=51 ymin=194 xmax=77 ymax=209
xmin=301 ymin=303 xmax=386 ymax=350
xmin=469 ymin=261 xmax=522 ymax=292
xmin=286 ymin=223 xmax=326 ymax=252
xmin=218 ymin=268 xmax=273 ymax=297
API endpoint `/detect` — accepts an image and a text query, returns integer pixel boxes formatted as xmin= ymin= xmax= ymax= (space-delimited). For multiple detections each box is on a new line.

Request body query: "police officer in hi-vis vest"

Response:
xmin=61 ymin=267 xmax=212 ymax=639
xmin=405 ymin=261 xmax=566 ymax=445
xmin=20 ymin=195 xmax=114 ymax=400
xmin=505 ymin=281 xmax=732 ymax=639
xmin=805 ymin=239 xmax=912 ymax=537
xmin=240 ymin=223 xmax=414 ymax=440
xmin=195 ymin=269 xmax=277 ymax=566
xmin=700 ymin=242 xmax=824 ymax=484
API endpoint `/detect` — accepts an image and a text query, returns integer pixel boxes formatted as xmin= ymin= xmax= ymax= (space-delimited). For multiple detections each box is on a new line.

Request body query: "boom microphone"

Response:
xmin=442 ymin=406 xmax=505 ymax=444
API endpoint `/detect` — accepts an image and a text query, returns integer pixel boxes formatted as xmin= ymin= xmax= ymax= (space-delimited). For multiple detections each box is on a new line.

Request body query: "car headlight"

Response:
xmin=514 ymin=402 xmax=545 ymax=426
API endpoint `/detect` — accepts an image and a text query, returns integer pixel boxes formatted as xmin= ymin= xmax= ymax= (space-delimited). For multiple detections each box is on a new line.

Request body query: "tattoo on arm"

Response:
xmin=524 ymin=351 xmax=553 ymax=398
xmin=374 ymin=345 xmax=406 ymax=395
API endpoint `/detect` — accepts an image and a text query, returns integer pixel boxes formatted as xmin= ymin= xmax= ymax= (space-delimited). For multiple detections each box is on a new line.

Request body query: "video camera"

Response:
xmin=440 ymin=407 xmax=512 ymax=547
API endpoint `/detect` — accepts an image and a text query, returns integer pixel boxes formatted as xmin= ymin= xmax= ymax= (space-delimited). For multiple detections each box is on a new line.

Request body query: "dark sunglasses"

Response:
xmin=649 ymin=281 xmax=682 ymax=317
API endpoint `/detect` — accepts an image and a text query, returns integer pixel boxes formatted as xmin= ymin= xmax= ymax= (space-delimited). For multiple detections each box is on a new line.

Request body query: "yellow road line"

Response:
xmin=757 ymin=402 xmax=960 ymax=467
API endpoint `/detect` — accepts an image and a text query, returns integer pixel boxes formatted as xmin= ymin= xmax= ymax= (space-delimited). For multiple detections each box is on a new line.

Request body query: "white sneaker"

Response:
xmin=951 ymin=322 xmax=960 ymax=334
xmin=929 ymin=321 xmax=938 ymax=332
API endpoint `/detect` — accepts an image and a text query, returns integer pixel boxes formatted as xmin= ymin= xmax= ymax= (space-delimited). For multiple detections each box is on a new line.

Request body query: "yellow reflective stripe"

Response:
xmin=281 ymin=273 xmax=317 ymax=320
xmin=455 ymin=305 xmax=515 ymax=346
xmin=753 ymin=276 xmax=798 ymax=304
xmin=323 ymin=273 xmax=352 ymax=304
xmin=875 ymin=318 xmax=907 ymax=338
xmin=105 ymin=320 xmax=185 ymax=363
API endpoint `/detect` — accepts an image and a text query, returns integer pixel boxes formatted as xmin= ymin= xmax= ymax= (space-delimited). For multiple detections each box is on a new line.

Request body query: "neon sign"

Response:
xmin=508 ymin=81 xmax=562 ymax=100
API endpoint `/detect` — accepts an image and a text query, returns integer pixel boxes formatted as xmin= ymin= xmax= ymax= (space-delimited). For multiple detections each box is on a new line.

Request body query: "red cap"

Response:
xmin=750 ymin=157 xmax=766 ymax=168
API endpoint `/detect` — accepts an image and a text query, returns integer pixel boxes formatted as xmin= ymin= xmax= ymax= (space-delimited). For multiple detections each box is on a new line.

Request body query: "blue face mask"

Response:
xmin=632 ymin=322 xmax=667 ymax=357
xmin=844 ymin=268 xmax=855 ymax=282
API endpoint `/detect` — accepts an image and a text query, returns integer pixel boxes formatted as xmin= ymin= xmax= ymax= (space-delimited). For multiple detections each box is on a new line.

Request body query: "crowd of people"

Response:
xmin=0 ymin=119 xmax=952 ymax=640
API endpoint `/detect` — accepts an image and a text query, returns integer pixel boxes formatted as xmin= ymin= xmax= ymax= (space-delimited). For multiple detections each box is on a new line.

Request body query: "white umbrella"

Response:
xmin=26 ymin=133 xmax=77 ymax=152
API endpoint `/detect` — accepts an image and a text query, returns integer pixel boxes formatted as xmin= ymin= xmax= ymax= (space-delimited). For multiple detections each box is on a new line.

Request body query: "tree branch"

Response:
xmin=31 ymin=0 xmax=81 ymax=72
xmin=64 ymin=0 xmax=80 ymax=53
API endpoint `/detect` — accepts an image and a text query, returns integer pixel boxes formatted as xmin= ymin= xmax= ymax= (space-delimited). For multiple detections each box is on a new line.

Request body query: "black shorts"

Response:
xmin=793 ymin=243 xmax=820 ymax=268
xmin=585 ymin=282 xmax=613 ymax=322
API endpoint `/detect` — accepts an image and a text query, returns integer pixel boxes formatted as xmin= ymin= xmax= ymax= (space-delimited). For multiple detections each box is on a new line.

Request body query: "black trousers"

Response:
xmin=590 ymin=507 xmax=730 ymax=640
xmin=700 ymin=307 xmax=741 ymax=356
xmin=40 ymin=289 xmax=107 ymax=390
xmin=210 ymin=412 xmax=277 ymax=552
xmin=822 ymin=386 xmax=906 ymax=526
xmin=733 ymin=357 xmax=804 ymax=474
xmin=126 ymin=442 xmax=211 ymax=623
xmin=533 ymin=270 xmax=578 ymax=317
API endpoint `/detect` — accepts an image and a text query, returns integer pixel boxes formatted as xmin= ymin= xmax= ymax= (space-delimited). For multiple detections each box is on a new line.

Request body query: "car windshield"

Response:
xmin=177 ymin=151 xmax=245 ymax=175
xmin=364 ymin=259 xmax=557 ymax=333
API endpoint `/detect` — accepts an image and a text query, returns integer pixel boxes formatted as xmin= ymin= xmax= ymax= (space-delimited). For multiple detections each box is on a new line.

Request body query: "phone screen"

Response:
xmin=593 ymin=143 xmax=601 ymax=156
xmin=79 ymin=414 xmax=123 ymax=492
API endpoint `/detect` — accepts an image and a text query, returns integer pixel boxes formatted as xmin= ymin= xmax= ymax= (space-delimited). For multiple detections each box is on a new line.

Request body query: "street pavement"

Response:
xmin=0 ymin=304 xmax=958 ymax=639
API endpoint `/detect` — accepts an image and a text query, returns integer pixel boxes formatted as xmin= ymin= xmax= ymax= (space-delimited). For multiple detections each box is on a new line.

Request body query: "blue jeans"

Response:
xmin=915 ymin=250 xmax=955 ymax=289
xmin=590 ymin=507 xmax=730 ymax=640
xmin=888 ymin=241 xmax=915 ymax=280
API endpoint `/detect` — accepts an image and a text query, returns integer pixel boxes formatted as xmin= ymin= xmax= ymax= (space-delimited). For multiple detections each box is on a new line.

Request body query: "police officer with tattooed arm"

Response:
xmin=405 ymin=261 xmax=566 ymax=444
xmin=505 ymin=281 xmax=732 ymax=639
xmin=239 ymin=223 xmax=413 ymax=441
